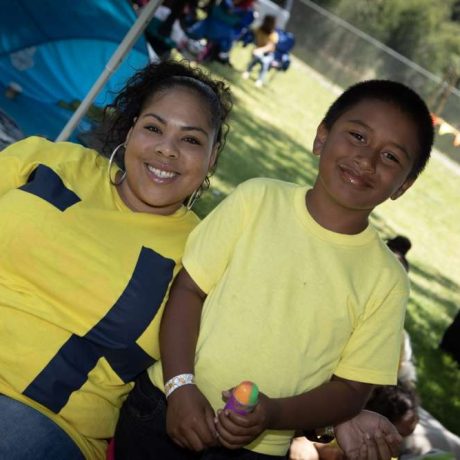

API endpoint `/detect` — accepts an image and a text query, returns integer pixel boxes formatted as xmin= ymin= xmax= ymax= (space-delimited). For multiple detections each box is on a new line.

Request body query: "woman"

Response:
xmin=0 ymin=60 xmax=232 ymax=459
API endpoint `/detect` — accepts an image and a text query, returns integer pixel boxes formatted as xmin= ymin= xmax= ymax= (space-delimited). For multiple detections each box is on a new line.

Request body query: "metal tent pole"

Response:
xmin=56 ymin=0 xmax=161 ymax=141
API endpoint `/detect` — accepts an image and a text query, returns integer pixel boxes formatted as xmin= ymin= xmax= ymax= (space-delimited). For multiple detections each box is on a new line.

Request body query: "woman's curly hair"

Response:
xmin=102 ymin=60 xmax=233 ymax=188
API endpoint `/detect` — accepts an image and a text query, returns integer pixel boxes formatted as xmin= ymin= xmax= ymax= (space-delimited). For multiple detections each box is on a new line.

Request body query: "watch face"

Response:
xmin=302 ymin=428 xmax=335 ymax=444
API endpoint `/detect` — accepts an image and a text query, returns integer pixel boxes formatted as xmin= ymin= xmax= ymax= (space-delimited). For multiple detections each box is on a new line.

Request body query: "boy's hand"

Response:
xmin=215 ymin=390 xmax=273 ymax=449
xmin=334 ymin=410 xmax=402 ymax=460
xmin=166 ymin=385 xmax=218 ymax=451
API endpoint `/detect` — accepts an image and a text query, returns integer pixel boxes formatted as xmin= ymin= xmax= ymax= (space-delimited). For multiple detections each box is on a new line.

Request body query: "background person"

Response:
xmin=289 ymin=383 xmax=419 ymax=460
xmin=242 ymin=15 xmax=279 ymax=87
xmin=385 ymin=235 xmax=460 ymax=459
xmin=187 ymin=0 xmax=255 ymax=64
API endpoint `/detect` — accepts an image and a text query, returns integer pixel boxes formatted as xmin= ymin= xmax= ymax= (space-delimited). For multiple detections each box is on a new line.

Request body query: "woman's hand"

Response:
xmin=166 ymin=385 xmax=218 ymax=451
xmin=215 ymin=390 xmax=274 ymax=449
xmin=334 ymin=410 xmax=402 ymax=460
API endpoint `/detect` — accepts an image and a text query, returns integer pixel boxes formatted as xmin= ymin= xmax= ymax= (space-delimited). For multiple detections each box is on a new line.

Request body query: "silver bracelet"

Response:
xmin=164 ymin=373 xmax=195 ymax=398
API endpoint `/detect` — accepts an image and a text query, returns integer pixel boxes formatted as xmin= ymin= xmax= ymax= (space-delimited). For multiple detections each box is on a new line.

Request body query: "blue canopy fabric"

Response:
xmin=0 ymin=0 xmax=150 ymax=141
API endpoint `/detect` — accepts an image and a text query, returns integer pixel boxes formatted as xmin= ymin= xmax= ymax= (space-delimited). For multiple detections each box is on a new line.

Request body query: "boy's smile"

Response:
xmin=309 ymin=99 xmax=420 ymax=233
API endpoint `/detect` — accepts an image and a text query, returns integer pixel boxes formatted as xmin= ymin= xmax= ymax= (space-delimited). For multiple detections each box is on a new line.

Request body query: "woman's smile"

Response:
xmin=145 ymin=163 xmax=179 ymax=182
xmin=117 ymin=87 xmax=217 ymax=215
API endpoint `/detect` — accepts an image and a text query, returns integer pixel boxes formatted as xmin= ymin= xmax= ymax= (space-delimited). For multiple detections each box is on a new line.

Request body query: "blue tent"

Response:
xmin=0 ymin=0 xmax=150 ymax=141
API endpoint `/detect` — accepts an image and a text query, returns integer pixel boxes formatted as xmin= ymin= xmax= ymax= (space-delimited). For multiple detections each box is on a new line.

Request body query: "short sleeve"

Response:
xmin=182 ymin=183 xmax=249 ymax=294
xmin=334 ymin=286 xmax=408 ymax=385
xmin=0 ymin=137 xmax=54 ymax=196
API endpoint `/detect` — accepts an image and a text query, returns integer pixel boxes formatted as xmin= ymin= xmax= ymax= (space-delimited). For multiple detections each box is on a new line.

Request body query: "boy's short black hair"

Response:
xmin=322 ymin=80 xmax=434 ymax=179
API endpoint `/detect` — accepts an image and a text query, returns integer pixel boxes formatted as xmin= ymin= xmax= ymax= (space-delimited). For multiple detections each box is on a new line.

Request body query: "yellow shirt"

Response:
xmin=254 ymin=29 xmax=279 ymax=47
xmin=0 ymin=137 xmax=199 ymax=459
xmin=150 ymin=178 xmax=408 ymax=456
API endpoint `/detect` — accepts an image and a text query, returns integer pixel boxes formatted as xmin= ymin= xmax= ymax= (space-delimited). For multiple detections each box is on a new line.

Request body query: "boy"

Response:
xmin=116 ymin=80 xmax=434 ymax=459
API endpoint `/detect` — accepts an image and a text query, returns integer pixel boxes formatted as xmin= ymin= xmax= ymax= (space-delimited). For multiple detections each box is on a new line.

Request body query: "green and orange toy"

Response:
xmin=224 ymin=381 xmax=259 ymax=415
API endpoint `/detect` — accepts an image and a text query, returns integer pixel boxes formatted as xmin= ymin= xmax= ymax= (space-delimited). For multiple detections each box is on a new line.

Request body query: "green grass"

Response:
xmin=189 ymin=45 xmax=460 ymax=435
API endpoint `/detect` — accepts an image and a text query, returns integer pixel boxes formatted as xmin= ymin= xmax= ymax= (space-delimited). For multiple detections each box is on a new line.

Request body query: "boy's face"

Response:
xmin=313 ymin=99 xmax=419 ymax=213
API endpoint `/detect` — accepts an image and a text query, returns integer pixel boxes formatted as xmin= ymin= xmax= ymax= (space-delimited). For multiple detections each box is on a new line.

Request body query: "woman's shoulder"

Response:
xmin=4 ymin=136 xmax=100 ymax=164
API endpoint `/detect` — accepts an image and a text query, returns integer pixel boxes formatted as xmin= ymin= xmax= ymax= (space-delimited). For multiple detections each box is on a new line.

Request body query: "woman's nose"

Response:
xmin=155 ymin=137 xmax=179 ymax=158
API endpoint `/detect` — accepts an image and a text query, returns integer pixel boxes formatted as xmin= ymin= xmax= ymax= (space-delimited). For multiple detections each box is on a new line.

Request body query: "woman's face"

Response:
xmin=117 ymin=86 xmax=218 ymax=215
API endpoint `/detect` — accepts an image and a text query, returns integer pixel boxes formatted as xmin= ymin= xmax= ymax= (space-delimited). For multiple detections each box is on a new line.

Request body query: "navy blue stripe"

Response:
xmin=23 ymin=247 xmax=175 ymax=412
xmin=85 ymin=247 xmax=175 ymax=348
xmin=24 ymin=336 xmax=100 ymax=412
xmin=20 ymin=164 xmax=80 ymax=211
xmin=104 ymin=344 xmax=155 ymax=382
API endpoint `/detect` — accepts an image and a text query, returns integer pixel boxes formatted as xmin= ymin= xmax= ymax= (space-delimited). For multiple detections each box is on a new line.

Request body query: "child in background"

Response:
xmin=242 ymin=15 xmax=279 ymax=87
xmin=366 ymin=382 xmax=419 ymax=438
xmin=387 ymin=235 xmax=412 ymax=272
xmin=187 ymin=0 xmax=255 ymax=64
xmin=385 ymin=235 xmax=418 ymax=386
xmin=115 ymin=79 xmax=434 ymax=459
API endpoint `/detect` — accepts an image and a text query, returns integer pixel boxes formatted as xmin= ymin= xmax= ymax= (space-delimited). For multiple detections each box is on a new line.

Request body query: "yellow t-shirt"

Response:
xmin=0 ymin=137 xmax=199 ymax=459
xmin=254 ymin=29 xmax=279 ymax=48
xmin=150 ymin=178 xmax=408 ymax=456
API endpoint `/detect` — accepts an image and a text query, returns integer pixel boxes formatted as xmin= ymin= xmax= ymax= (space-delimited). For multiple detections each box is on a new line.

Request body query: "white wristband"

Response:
xmin=164 ymin=373 xmax=195 ymax=398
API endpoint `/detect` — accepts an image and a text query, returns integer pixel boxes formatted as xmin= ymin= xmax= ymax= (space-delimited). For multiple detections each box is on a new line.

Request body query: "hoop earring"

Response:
xmin=186 ymin=188 xmax=201 ymax=211
xmin=108 ymin=143 xmax=127 ymax=186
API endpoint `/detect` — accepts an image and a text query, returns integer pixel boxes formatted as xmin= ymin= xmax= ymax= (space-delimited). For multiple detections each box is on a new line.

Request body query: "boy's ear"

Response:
xmin=313 ymin=123 xmax=328 ymax=156
xmin=391 ymin=177 xmax=415 ymax=200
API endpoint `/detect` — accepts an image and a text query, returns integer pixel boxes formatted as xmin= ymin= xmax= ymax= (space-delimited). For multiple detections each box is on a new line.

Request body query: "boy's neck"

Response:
xmin=305 ymin=189 xmax=371 ymax=235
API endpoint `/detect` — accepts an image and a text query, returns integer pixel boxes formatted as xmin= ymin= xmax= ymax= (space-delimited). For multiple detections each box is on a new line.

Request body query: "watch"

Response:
xmin=303 ymin=425 xmax=335 ymax=443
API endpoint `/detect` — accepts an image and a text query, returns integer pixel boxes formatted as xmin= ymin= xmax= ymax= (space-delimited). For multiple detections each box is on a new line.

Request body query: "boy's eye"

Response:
xmin=350 ymin=132 xmax=365 ymax=142
xmin=184 ymin=136 xmax=201 ymax=146
xmin=383 ymin=151 xmax=400 ymax=163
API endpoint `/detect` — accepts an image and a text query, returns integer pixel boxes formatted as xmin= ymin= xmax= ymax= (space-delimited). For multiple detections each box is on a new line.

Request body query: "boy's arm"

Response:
xmin=160 ymin=268 xmax=203 ymax=382
xmin=160 ymin=269 xmax=218 ymax=451
xmin=268 ymin=375 xmax=373 ymax=430
xmin=216 ymin=375 xmax=373 ymax=448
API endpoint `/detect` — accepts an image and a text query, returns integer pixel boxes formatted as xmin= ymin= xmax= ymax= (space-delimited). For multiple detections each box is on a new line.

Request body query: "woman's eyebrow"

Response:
xmin=141 ymin=112 xmax=209 ymax=138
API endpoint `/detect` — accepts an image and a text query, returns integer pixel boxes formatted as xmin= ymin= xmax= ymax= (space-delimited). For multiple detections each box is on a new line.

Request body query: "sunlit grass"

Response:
xmin=187 ymin=45 xmax=460 ymax=434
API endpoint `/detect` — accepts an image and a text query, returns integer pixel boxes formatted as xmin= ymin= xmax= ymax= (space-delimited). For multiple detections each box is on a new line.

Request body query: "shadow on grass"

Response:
xmin=405 ymin=294 xmax=460 ymax=434
xmin=372 ymin=214 xmax=460 ymax=433
xmin=410 ymin=264 xmax=459 ymax=319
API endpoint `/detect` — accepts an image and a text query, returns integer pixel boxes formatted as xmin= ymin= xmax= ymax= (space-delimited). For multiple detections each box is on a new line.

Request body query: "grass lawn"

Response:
xmin=186 ymin=44 xmax=460 ymax=435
